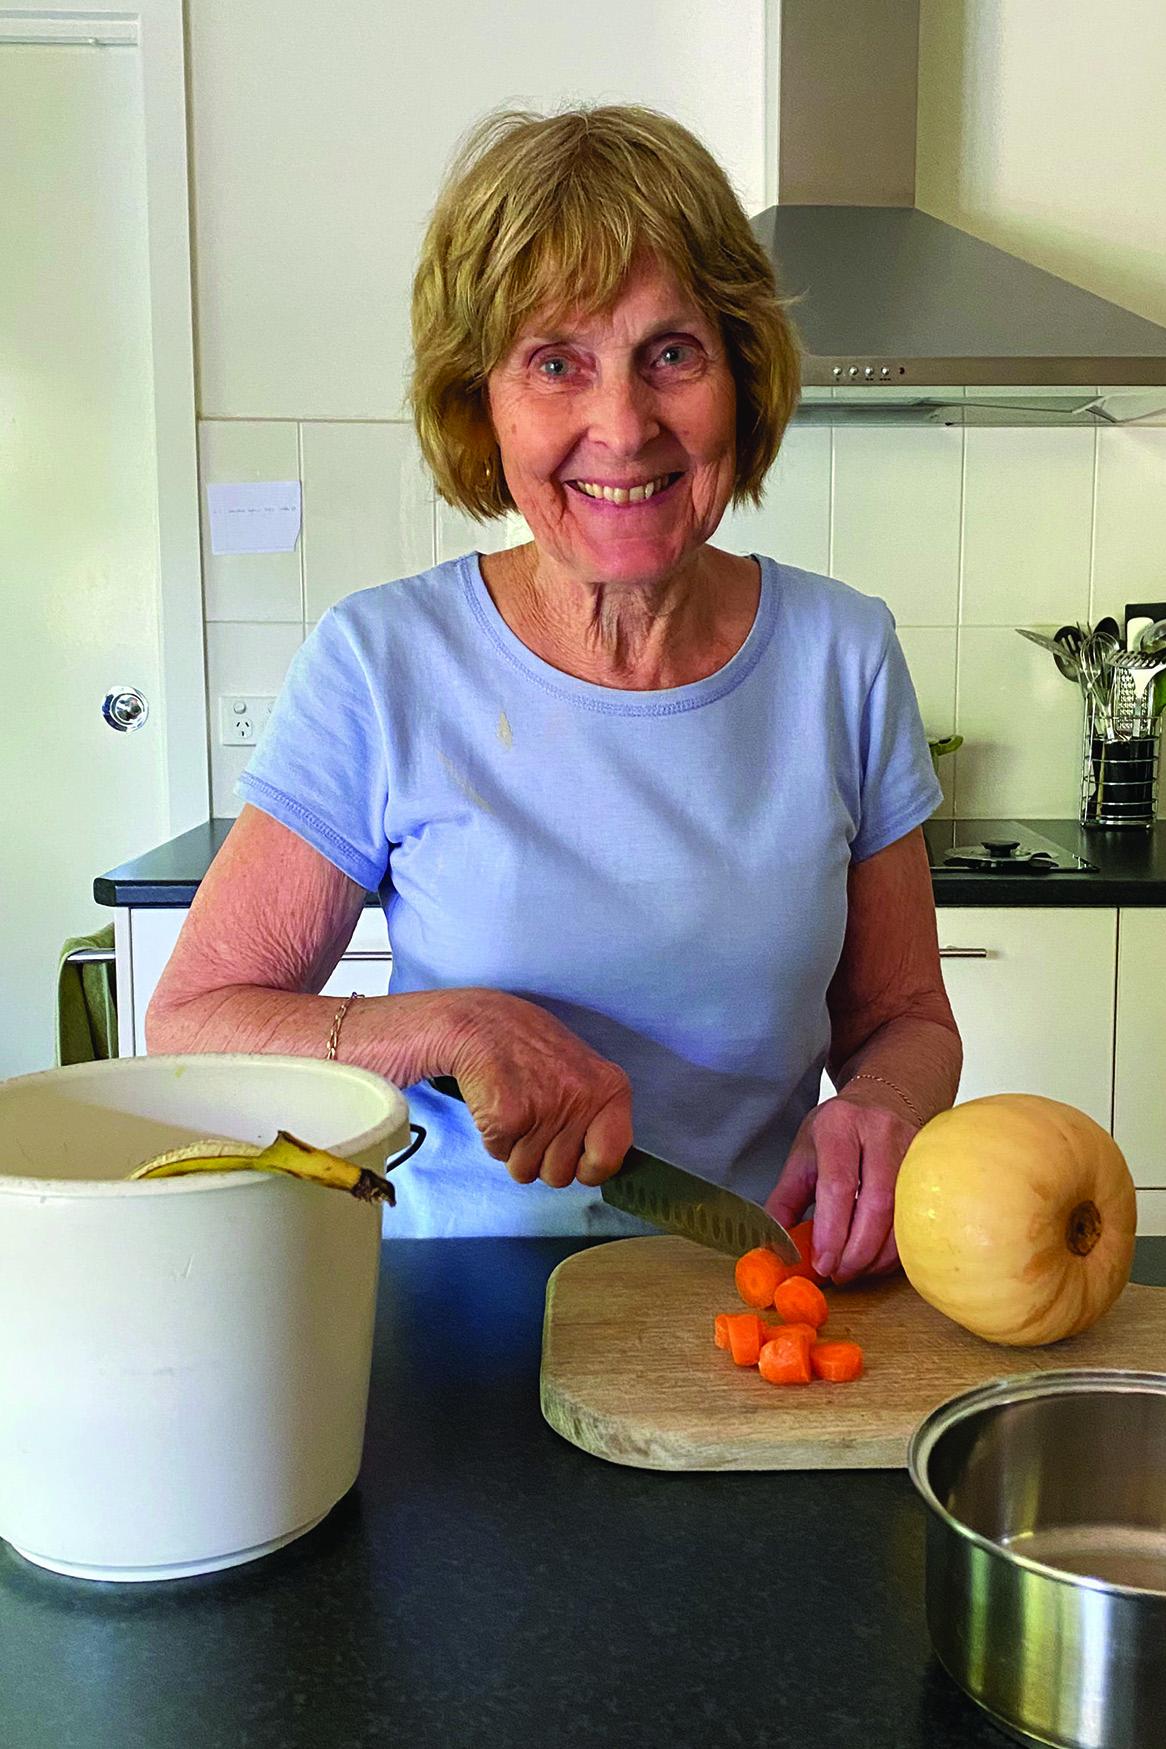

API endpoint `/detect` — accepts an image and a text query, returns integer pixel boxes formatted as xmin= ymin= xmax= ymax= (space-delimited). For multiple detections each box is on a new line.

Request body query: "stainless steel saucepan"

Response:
xmin=909 ymin=1370 xmax=1166 ymax=1749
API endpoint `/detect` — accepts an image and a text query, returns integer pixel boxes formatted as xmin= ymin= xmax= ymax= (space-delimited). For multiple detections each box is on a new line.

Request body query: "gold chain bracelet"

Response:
xmin=325 ymin=991 xmax=363 ymax=1062
xmin=845 ymin=1070 xmax=925 ymax=1127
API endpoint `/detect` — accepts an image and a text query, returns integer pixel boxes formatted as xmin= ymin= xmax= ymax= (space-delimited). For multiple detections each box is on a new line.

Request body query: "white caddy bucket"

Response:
xmin=0 ymin=1054 xmax=409 ymax=1582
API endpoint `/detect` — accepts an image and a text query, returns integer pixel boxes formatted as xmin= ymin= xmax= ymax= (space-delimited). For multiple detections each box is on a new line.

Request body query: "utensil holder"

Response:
xmin=1080 ymin=693 xmax=1163 ymax=827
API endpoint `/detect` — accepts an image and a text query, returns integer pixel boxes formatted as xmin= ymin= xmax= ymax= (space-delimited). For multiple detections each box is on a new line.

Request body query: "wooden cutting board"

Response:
xmin=540 ymin=1236 xmax=1166 ymax=1471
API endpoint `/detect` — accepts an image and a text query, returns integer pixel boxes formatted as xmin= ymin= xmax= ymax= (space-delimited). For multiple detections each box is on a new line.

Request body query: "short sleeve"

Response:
xmin=849 ymin=619 xmax=943 ymax=863
xmin=236 ymin=607 xmax=390 ymax=891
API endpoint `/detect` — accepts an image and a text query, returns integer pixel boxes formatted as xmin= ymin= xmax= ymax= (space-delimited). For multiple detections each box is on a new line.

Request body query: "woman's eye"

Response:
xmin=536 ymin=355 xmax=572 ymax=379
xmin=655 ymin=342 xmax=700 ymax=372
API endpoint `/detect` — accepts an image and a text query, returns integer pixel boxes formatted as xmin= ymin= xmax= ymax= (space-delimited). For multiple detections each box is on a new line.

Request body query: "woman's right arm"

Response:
xmin=145 ymin=805 xmax=631 ymax=1186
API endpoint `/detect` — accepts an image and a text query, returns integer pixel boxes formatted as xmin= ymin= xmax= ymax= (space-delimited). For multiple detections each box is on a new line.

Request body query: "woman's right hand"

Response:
xmin=445 ymin=990 xmax=632 ymax=1189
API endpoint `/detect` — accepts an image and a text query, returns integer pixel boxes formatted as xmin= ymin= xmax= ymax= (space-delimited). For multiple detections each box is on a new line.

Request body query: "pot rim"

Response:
xmin=908 ymin=1367 xmax=1166 ymax=1602
xmin=0 ymin=1054 xmax=409 ymax=1197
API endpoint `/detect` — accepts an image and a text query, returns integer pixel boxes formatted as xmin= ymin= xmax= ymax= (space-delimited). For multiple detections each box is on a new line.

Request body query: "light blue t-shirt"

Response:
xmin=238 ymin=552 xmax=941 ymax=1237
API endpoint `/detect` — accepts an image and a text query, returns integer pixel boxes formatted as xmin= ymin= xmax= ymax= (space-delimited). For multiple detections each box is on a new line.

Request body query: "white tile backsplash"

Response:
xmin=1092 ymin=426 xmax=1166 ymax=626
xmin=198 ymin=411 xmax=1161 ymax=824
xmin=955 ymin=627 xmax=1083 ymax=818
xmin=199 ymin=421 xmax=303 ymax=623
xmin=715 ymin=425 xmax=831 ymax=574
xmin=435 ymin=501 xmax=531 ymax=565
xmin=962 ymin=428 xmax=1095 ymax=626
xmin=832 ymin=426 xmax=963 ymax=626
xmin=206 ymin=620 xmax=303 ymax=817
xmin=301 ymin=422 xmax=434 ymax=622
xmin=897 ymin=626 xmax=959 ymax=819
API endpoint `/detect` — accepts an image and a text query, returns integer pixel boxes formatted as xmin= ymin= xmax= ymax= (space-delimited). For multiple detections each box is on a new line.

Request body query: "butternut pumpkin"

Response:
xmin=893 ymin=1093 xmax=1136 ymax=1347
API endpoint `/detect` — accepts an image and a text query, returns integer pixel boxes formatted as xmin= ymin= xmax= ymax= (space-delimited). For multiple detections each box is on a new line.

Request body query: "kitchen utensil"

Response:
xmin=0 ymin=1053 xmax=410 ymax=1582
xmin=539 ymin=1237 xmax=1166 ymax=1471
xmin=1137 ymin=617 xmax=1166 ymax=657
xmin=600 ymin=1145 xmax=800 ymax=1264
xmin=426 ymin=1075 xmax=800 ymax=1267
xmin=1079 ymin=626 xmax=1165 ymax=824
xmin=1124 ymin=600 xmax=1166 ymax=652
xmin=1077 ymin=634 xmax=1116 ymax=739
xmin=1053 ymin=624 xmax=1084 ymax=679
xmin=1016 ymin=627 xmax=1065 ymax=657
xmin=1095 ymin=614 xmax=1122 ymax=646
xmin=1016 ymin=627 xmax=1080 ymax=683
xmin=910 ymin=1371 xmax=1166 ymax=1749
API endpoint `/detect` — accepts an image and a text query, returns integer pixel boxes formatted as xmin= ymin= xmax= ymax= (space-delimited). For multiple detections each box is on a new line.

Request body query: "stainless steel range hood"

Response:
xmin=754 ymin=0 xmax=1166 ymax=426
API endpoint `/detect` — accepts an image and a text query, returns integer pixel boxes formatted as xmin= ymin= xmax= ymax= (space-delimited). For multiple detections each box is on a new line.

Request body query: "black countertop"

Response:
xmin=4 ymin=1235 xmax=1164 ymax=1749
xmin=94 ymin=817 xmax=1166 ymax=908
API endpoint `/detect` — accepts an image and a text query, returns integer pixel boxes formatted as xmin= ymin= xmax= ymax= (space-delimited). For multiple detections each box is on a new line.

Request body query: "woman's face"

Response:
xmin=486 ymin=257 xmax=737 ymax=590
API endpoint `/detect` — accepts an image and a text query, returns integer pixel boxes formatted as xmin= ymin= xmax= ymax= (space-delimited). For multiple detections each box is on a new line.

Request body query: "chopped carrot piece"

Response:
xmin=773 ymin=1276 xmax=829 ymax=1330
xmin=811 ymin=1341 xmax=864 ymax=1383
xmin=758 ymin=1327 xmax=814 ymax=1385
xmin=764 ymin=1320 xmax=819 ymax=1346
xmin=734 ymin=1247 xmax=786 ymax=1308
xmin=787 ymin=1220 xmax=826 ymax=1285
xmin=726 ymin=1312 xmax=766 ymax=1367
xmin=714 ymin=1313 xmax=732 ymax=1350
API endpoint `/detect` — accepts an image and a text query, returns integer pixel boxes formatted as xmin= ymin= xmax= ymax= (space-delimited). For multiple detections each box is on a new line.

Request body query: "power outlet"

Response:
xmin=219 ymin=695 xmax=275 ymax=747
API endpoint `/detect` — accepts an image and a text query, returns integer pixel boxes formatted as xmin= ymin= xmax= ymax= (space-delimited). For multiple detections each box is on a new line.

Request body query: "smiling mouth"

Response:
xmin=566 ymin=471 xmax=683 ymax=505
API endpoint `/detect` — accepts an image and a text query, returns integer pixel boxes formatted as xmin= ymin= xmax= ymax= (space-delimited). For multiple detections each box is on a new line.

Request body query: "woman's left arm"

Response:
xmin=766 ymin=826 xmax=962 ymax=1282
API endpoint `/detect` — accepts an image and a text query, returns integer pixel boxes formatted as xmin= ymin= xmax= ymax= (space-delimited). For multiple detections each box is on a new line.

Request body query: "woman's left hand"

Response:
xmin=764 ymin=1092 xmax=920 ymax=1283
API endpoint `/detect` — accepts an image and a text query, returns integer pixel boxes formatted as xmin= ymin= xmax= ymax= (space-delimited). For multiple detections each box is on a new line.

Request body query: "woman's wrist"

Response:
xmin=838 ymin=1070 xmax=926 ymax=1130
xmin=331 ymin=985 xmax=497 ymax=1086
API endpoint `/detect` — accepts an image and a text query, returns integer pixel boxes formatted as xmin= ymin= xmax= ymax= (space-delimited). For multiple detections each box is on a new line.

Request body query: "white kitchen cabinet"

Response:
xmin=118 ymin=906 xmax=391 ymax=1056
xmin=1114 ymin=909 xmax=1166 ymax=1191
xmin=937 ymin=907 xmax=1116 ymax=1132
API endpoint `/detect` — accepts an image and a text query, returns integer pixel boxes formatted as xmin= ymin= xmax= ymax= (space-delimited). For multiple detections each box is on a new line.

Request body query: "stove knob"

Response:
xmin=981 ymin=839 xmax=1020 ymax=856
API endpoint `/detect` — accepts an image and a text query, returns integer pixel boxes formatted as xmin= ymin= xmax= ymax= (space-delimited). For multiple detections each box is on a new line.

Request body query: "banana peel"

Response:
xmin=127 ymin=1129 xmax=394 ymax=1205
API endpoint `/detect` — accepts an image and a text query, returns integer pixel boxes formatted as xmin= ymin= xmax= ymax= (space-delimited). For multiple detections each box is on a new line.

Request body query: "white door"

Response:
xmin=0 ymin=17 xmax=205 ymax=1077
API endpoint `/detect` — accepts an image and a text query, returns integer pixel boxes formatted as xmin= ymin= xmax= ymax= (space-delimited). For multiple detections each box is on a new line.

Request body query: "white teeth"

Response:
xmin=574 ymin=474 xmax=672 ymax=503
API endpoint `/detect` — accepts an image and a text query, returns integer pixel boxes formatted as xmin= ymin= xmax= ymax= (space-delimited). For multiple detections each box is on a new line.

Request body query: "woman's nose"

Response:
xmin=586 ymin=369 xmax=661 ymax=456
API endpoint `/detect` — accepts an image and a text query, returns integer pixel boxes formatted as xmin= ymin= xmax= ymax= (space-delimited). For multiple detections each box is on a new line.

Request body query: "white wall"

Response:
xmin=187 ymin=0 xmax=1166 ymax=823
xmin=187 ymin=0 xmax=766 ymax=420
xmin=916 ymin=0 xmax=1166 ymax=327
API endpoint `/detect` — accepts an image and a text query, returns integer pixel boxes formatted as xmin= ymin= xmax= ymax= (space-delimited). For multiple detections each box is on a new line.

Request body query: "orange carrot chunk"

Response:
xmin=726 ymin=1313 xmax=765 ymax=1367
xmin=714 ymin=1314 xmax=732 ymax=1350
xmin=734 ymin=1247 xmax=786 ymax=1309
xmin=810 ymin=1340 xmax=865 ymax=1382
xmin=758 ymin=1327 xmax=814 ymax=1385
xmin=773 ymin=1276 xmax=829 ymax=1330
xmin=788 ymin=1220 xmax=826 ymax=1286
xmin=766 ymin=1319 xmax=819 ymax=1346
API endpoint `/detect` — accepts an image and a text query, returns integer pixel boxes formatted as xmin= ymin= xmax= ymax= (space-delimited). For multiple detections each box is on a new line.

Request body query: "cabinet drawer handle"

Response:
xmin=341 ymin=950 xmax=392 ymax=961
xmin=939 ymin=947 xmax=991 ymax=959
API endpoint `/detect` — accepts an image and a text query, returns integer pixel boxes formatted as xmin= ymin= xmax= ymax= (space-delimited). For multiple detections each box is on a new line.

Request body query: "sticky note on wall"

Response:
xmin=206 ymin=481 xmax=302 ymax=554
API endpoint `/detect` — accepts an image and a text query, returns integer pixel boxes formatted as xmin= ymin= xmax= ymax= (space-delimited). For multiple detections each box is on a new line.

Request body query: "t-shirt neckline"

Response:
xmin=460 ymin=551 xmax=778 ymax=717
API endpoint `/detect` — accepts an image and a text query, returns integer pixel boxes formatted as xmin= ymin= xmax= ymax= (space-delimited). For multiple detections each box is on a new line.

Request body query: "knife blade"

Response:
xmin=426 ymin=1077 xmax=799 ymax=1264
xmin=600 ymin=1144 xmax=801 ymax=1264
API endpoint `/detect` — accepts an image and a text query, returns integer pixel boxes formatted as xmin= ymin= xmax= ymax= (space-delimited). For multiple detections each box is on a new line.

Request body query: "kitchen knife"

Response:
xmin=427 ymin=1077 xmax=799 ymax=1264
xmin=599 ymin=1144 xmax=801 ymax=1263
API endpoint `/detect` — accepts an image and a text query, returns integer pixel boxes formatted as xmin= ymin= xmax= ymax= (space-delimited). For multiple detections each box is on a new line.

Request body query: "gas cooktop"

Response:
xmin=926 ymin=820 xmax=1098 ymax=876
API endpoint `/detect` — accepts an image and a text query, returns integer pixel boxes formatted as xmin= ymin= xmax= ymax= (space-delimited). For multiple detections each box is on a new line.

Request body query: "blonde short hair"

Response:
xmin=410 ymin=105 xmax=801 ymax=520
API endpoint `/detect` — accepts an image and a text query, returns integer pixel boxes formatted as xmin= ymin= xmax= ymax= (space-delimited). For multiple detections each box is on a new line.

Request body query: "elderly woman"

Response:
xmin=148 ymin=105 xmax=961 ymax=1279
